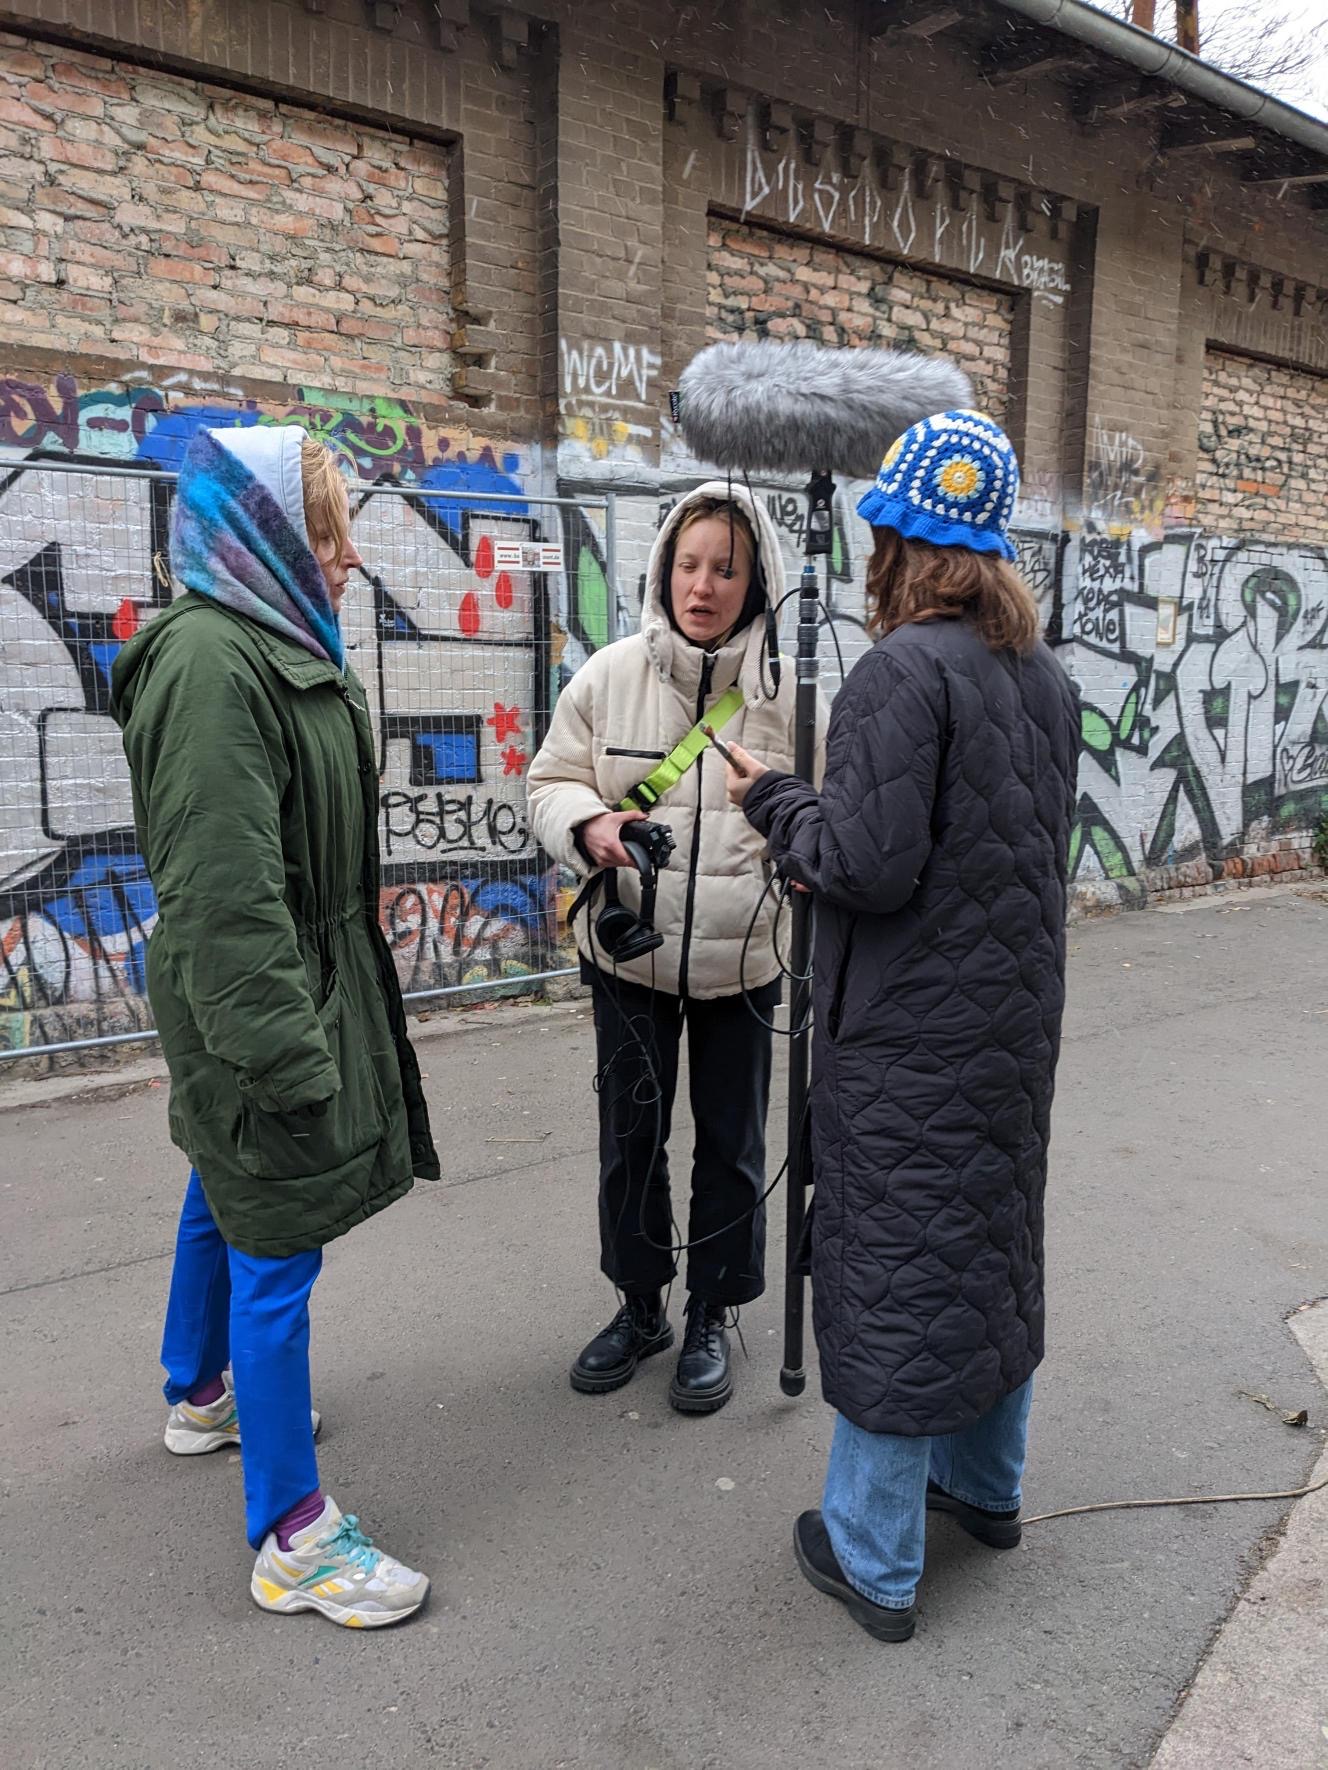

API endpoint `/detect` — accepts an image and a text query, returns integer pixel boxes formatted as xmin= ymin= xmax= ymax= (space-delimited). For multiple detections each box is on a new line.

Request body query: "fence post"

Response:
xmin=603 ymin=491 xmax=619 ymax=646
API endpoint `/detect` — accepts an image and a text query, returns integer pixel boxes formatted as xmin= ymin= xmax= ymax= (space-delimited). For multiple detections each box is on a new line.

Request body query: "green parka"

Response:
xmin=111 ymin=593 xmax=440 ymax=1257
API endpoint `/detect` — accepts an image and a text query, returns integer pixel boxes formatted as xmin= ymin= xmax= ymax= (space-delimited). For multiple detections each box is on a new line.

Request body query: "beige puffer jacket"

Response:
xmin=529 ymin=482 xmax=827 ymax=999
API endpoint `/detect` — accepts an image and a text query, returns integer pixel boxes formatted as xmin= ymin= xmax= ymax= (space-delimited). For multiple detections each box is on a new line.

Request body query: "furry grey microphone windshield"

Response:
xmin=676 ymin=341 xmax=974 ymax=481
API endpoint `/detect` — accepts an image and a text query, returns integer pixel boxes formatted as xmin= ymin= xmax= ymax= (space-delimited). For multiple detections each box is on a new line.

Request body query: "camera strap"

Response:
xmin=618 ymin=685 xmax=745 ymax=814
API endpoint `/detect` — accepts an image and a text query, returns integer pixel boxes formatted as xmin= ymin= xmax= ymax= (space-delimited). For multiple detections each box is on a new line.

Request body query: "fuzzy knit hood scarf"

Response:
xmin=170 ymin=423 xmax=345 ymax=670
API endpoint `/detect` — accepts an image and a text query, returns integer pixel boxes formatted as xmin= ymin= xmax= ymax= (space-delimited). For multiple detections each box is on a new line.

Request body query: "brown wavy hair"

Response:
xmin=865 ymin=529 xmax=1039 ymax=655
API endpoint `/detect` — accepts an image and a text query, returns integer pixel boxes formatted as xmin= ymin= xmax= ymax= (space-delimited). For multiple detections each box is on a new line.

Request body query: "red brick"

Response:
xmin=266 ymin=138 xmax=321 ymax=168
xmin=339 ymin=314 xmax=399 ymax=341
xmin=146 ymin=254 xmax=217 ymax=285
xmin=51 ymin=61 xmax=133 ymax=100
xmin=30 ymin=184 xmax=106 ymax=219
xmin=0 ymin=46 xmax=44 ymax=77
xmin=355 ymin=161 xmax=410 ymax=191
xmin=260 ymin=211 xmax=316 ymax=238
xmin=0 ymin=248 xmax=54 ymax=282
xmin=0 ymin=95 xmax=53 ymax=131
xmin=24 ymin=80 xmax=104 ymax=118
xmin=259 ymin=343 xmax=328 ymax=371
xmin=46 ymin=137 xmax=116 ymax=171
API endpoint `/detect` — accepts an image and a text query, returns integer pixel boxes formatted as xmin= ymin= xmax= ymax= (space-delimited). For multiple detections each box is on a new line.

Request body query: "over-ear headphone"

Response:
xmin=591 ymin=819 xmax=676 ymax=964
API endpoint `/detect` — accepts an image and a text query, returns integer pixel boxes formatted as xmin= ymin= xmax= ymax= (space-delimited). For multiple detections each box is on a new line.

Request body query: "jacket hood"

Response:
xmin=166 ymin=423 xmax=345 ymax=670
xmin=641 ymin=480 xmax=788 ymax=704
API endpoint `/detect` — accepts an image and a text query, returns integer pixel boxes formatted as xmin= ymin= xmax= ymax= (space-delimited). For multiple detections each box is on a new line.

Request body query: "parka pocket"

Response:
xmin=237 ymin=978 xmax=385 ymax=1181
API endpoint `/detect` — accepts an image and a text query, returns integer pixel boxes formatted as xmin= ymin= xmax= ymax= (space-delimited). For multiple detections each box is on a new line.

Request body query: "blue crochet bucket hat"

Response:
xmin=856 ymin=410 xmax=1019 ymax=562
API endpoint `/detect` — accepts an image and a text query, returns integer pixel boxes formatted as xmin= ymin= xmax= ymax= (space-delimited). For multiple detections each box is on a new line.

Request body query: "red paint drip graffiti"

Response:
xmin=474 ymin=534 xmax=494 ymax=579
xmin=111 ymin=598 xmax=139 ymax=642
xmin=458 ymin=590 xmax=481 ymax=637
xmin=494 ymin=570 xmax=514 ymax=610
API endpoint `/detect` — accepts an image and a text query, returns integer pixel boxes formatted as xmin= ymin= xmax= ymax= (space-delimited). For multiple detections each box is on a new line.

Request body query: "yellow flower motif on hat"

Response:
xmin=936 ymin=454 xmax=984 ymax=501
xmin=879 ymin=435 xmax=905 ymax=474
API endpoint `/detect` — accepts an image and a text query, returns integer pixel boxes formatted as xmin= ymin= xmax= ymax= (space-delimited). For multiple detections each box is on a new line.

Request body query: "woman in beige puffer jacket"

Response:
xmin=528 ymin=482 xmax=826 ymax=1414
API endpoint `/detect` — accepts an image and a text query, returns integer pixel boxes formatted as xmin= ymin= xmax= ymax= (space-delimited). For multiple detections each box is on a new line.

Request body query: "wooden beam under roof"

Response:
xmin=1075 ymin=75 xmax=1187 ymax=123
xmin=1242 ymin=167 xmax=1328 ymax=187
xmin=1160 ymin=114 xmax=1261 ymax=156
xmin=983 ymin=48 xmax=1085 ymax=86
xmin=1162 ymin=130 xmax=1259 ymax=157
xmin=870 ymin=2 xmax=964 ymax=38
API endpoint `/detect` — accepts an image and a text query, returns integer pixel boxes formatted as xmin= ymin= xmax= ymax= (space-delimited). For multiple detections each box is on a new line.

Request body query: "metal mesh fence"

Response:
xmin=0 ymin=459 xmax=614 ymax=1060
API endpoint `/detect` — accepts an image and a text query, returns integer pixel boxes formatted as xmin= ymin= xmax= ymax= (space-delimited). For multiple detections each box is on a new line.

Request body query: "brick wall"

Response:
xmin=1196 ymin=351 xmax=1328 ymax=545
xmin=706 ymin=220 xmax=1013 ymax=425
xmin=0 ymin=38 xmax=453 ymax=398
xmin=0 ymin=0 xmax=1326 ymax=1061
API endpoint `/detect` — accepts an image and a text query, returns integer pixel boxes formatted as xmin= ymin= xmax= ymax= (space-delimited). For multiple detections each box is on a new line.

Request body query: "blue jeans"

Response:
xmin=822 ymin=1378 xmax=1034 ymax=1609
xmin=161 ymin=1169 xmax=322 ymax=1549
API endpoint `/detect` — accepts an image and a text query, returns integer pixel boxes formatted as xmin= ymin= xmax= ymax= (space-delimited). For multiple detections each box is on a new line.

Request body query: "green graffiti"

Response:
xmin=1080 ymin=707 xmax=1113 ymax=755
xmin=268 ymin=390 xmax=421 ymax=465
xmin=1078 ymin=664 xmax=1156 ymax=787
xmin=1118 ymin=680 xmax=1141 ymax=744
xmin=1069 ymin=803 xmax=1134 ymax=882
xmin=576 ymin=545 xmax=610 ymax=654
xmin=1241 ymin=566 xmax=1301 ymax=647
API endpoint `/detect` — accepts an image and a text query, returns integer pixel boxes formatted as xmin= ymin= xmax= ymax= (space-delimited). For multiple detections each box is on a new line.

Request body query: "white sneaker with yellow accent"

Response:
xmin=163 ymin=1373 xmax=320 ymax=1456
xmin=250 ymin=1497 xmax=430 ymax=1629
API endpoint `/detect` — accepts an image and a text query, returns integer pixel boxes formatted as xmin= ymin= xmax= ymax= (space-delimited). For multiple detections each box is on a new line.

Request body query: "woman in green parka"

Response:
xmin=111 ymin=422 xmax=440 ymax=1629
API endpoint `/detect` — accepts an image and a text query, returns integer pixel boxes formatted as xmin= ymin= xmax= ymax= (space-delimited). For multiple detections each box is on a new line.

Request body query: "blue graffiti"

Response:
xmin=416 ymin=452 xmax=527 ymax=540
xmin=132 ymin=404 xmax=263 ymax=470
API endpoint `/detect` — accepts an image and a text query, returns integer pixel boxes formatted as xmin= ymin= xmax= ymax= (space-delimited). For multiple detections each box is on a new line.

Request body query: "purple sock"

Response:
xmin=275 ymin=1489 xmax=325 ymax=1551
xmin=186 ymin=1374 xmax=226 ymax=1407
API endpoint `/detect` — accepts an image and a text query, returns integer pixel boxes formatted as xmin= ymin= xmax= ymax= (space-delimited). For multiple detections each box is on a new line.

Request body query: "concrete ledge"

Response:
xmin=1148 ymin=1298 xmax=1328 ymax=1770
xmin=0 ymin=993 xmax=591 ymax=1117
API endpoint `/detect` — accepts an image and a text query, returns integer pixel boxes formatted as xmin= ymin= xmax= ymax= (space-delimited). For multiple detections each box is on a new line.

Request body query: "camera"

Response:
xmin=621 ymin=818 xmax=676 ymax=872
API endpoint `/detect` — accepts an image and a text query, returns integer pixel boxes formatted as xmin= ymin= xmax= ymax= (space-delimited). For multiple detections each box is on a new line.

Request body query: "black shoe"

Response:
xmin=792 ymin=1511 xmax=916 ymax=1642
xmin=926 ymin=1480 xmax=1022 ymax=1549
xmin=569 ymin=1292 xmax=673 ymax=1394
xmin=668 ymin=1295 xmax=733 ymax=1414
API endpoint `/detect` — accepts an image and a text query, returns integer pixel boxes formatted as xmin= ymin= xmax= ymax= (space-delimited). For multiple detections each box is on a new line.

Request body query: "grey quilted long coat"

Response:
xmin=744 ymin=617 xmax=1080 ymax=1437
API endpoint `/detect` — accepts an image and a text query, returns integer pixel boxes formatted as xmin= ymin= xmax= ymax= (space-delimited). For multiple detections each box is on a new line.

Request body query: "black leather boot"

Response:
xmin=793 ymin=1511 xmax=917 ymax=1642
xmin=669 ymin=1295 xmax=733 ymax=1414
xmin=569 ymin=1291 xmax=673 ymax=1394
xmin=926 ymin=1481 xmax=1022 ymax=1548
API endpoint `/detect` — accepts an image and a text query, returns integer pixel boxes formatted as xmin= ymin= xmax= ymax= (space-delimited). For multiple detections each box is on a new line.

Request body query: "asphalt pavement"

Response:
xmin=2 ymin=886 xmax=1326 ymax=1770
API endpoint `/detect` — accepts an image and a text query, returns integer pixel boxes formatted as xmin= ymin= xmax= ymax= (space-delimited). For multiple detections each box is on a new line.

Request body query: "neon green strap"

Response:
xmin=619 ymin=685 xmax=745 ymax=813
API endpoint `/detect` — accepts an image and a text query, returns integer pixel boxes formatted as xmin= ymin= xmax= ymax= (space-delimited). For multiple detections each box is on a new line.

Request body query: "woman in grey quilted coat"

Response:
xmin=724 ymin=412 xmax=1081 ymax=1642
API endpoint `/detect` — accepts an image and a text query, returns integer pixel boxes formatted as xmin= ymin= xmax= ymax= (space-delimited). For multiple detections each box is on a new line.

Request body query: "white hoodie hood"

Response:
xmin=528 ymin=481 xmax=826 ymax=999
xmin=639 ymin=480 xmax=788 ymax=707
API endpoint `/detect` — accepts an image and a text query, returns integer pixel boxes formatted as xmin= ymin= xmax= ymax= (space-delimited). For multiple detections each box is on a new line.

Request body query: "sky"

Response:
xmin=1189 ymin=0 xmax=1328 ymax=119
xmin=1097 ymin=0 xmax=1328 ymax=120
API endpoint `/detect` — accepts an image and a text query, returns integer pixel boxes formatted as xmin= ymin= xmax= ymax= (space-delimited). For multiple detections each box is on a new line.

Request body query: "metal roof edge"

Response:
xmin=988 ymin=0 xmax=1328 ymax=162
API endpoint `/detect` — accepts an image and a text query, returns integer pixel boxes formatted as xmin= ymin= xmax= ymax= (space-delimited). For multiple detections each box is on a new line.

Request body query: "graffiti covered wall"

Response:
xmin=1 ymin=17 xmax=1326 ymax=1055
xmin=5 ymin=342 xmax=1327 ymax=1054
xmin=550 ymin=216 xmax=1328 ymax=924
xmin=0 ymin=368 xmax=623 ymax=1052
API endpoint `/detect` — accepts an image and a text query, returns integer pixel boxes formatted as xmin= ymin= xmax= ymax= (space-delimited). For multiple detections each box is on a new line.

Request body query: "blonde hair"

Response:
xmin=866 ymin=529 xmax=1039 ymax=655
xmin=674 ymin=496 xmax=756 ymax=565
xmin=300 ymin=436 xmax=350 ymax=556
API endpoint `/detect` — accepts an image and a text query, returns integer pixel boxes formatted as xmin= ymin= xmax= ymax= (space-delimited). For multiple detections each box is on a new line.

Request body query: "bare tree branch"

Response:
xmin=1095 ymin=0 xmax=1322 ymax=95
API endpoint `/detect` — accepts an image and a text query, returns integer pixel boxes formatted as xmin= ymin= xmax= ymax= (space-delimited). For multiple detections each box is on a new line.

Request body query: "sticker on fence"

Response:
xmin=493 ymin=541 xmax=564 ymax=572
